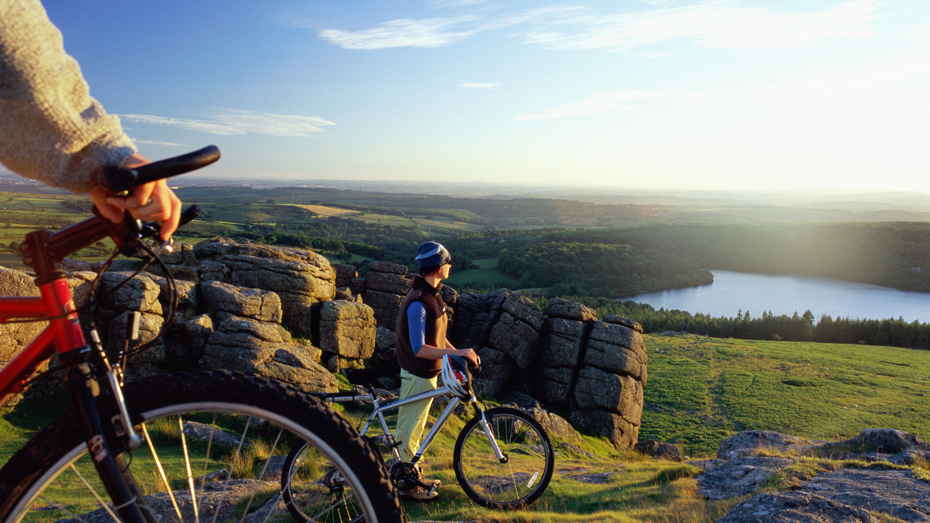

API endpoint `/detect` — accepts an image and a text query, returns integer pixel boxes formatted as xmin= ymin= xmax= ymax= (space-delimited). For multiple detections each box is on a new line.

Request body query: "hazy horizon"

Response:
xmin=6 ymin=167 xmax=930 ymax=211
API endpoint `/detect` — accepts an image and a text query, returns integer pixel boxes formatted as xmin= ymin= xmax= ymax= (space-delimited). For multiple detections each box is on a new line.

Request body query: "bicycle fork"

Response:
xmin=65 ymin=351 xmax=158 ymax=523
xmin=473 ymin=403 xmax=507 ymax=463
xmin=62 ymin=313 xmax=154 ymax=523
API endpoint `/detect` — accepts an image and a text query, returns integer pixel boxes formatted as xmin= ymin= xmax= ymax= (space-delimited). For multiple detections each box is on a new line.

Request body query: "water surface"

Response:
xmin=627 ymin=270 xmax=930 ymax=323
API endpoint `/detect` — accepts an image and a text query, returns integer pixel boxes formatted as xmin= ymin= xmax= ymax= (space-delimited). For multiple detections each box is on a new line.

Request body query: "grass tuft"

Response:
xmin=652 ymin=464 xmax=700 ymax=484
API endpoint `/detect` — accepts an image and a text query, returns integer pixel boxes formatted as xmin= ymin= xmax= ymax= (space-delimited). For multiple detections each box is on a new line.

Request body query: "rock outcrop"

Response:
xmin=451 ymin=289 xmax=545 ymax=396
xmin=360 ymin=261 xmax=411 ymax=328
xmin=3 ymin=238 xmax=647 ymax=450
xmin=194 ymin=239 xmax=336 ymax=337
xmin=699 ymin=429 xmax=930 ymax=522
xmin=318 ymin=300 xmax=377 ymax=371
xmin=717 ymin=492 xmax=879 ymax=523
xmin=0 ymin=267 xmax=45 ymax=368
xmin=202 ymin=317 xmax=336 ymax=393
xmin=449 ymin=295 xmax=645 ymax=449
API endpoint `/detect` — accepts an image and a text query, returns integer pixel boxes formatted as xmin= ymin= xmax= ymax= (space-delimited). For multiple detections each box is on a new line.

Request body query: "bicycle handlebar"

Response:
xmin=22 ymin=147 xmax=218 ymax=275
xmin=97 ymin=145 xmax=221 ymax=196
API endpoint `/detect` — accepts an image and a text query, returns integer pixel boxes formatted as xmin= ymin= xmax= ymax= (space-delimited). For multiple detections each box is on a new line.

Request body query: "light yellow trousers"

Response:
xmin=395 ymin=369 xmax=438 ymax=463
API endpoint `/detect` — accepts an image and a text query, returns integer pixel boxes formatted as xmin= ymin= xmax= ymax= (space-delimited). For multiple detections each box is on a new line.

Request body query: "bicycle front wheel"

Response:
xmin=453 ymin=407 xmax=554 ymax=509
xmin=0 ymin=371 xmax=403 ymax=523
xmin=281 ymin=436 xmax=385 ymax=523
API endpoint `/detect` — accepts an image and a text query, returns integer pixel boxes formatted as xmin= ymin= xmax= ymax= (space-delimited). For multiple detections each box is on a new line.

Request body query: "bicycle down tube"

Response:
xmin=0 ymin=276 xmax=93 ymax=403
xmin=339 ymin=383 xmax=505 ymax=465
xmin=367 ymin=385 xmax=456 ymax=463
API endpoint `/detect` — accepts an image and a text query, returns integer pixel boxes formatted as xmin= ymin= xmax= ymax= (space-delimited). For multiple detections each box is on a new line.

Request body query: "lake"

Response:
xmin=627 ymin=270 xmax=930 ymax=323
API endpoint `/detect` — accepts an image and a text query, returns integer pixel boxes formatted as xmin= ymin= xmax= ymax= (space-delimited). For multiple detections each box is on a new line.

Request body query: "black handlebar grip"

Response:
xmin=177 ymin=205 xmax=202 ymax=229
xmin=97 ymin=146 xmax=221 ymax=196
xmin=135 ymin=145 xmax=220 ymax=185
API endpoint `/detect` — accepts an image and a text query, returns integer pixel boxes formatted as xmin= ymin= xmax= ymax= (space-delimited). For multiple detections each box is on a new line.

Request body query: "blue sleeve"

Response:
xmin=407 ymin=301 xmax=427 ymax=355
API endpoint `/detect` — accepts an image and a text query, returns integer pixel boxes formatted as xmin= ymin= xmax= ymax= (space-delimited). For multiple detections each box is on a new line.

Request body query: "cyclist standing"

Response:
xmin=394 ymin=240 xmax=480 ymax=501
xmin=0 ymin=0 xmax=182 ymax=240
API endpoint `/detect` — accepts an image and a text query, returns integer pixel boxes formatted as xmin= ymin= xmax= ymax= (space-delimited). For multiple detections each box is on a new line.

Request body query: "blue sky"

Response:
xmin=37 ymin=0 xmax=930 ymax=193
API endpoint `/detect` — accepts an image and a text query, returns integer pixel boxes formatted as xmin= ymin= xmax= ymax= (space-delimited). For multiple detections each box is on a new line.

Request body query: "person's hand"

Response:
xmin=88 ymin=154 xmax=183 ymax=241
xmin=458 ymin=348 xmax=481 ymax=366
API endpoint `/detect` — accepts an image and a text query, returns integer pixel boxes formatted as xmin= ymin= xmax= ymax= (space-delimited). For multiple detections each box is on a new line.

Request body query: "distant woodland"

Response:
xmin=495 ymin=241 xmax=713 ymax=296
xmin=563 ymin=224 xmax=930 ymax=293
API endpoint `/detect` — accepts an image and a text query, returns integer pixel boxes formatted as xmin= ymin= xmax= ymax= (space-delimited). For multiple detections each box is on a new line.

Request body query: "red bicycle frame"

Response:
xmin=0 ymin=272 xmax=87 ymax=407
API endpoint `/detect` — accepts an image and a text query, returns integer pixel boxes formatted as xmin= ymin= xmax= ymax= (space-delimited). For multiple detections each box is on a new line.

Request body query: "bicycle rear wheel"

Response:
xmin=453 ymin=407 xmax=554 ymax=509
xmin=0 ymin=371 xmax=403 ymax=523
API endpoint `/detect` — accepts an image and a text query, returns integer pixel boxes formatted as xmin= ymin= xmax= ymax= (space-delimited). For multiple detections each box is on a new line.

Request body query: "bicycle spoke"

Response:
xmin=253 ymin=489 xmax=287 ymax=523
xmin=235 ymin=425 xmax=285 ymax=523
xmin=141 ymin=422 xmax=185 ymax=522
xmin=454 ymin=407 xmax=553 ymax=509
xmin=176 ymin=415 xmax=200 ymax=523
xmin=196 ymin=413 xmax=218 ymax=519
xmin=209 ymin=416 xmax=252 ymax=523
xmin=282 ymin=441 xmax=371 ymax=523
xmin=310 ymin=495 xmax=353 ymax=521
xmin=2 ymin=373 xmax=402 ymax=523
xmin=67 ymin=465 xmax=121 ymax=523
xmin=37 ymin=494 xmax=93 ymax=523
xmin=256 ymin=426 xmax=284 ymax=481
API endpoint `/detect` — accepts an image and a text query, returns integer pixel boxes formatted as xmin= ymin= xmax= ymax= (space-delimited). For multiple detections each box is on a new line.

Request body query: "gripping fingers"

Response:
xmin=107 ymin=181 xmax=182 ymax=240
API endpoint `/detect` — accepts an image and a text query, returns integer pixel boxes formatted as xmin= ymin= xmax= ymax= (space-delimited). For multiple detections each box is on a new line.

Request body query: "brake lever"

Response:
xmin=100 ymin=205 xmax=199 ymax=258
xmin=136 ymin=205 xmax=201 ymax=254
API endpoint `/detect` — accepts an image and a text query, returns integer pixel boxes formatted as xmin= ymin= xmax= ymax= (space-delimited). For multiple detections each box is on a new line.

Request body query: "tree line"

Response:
xmin=555 ymin=297 xmax=930 ymax=350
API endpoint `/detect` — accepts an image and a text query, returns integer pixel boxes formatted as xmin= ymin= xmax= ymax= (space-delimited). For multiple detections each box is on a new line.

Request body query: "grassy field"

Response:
xmin=640 ymin=334 xmax=930 ymax=457
xmin=4 ymin=335 xmax=929 ymax=522
xmin=350 ymin=212 xmax=483 ymax=233
xmin=289 ymin=204 xmax=359 ymax=217
xmin=0 ymin=201 xmax=115 ymax=270
xmin=446 ymin=269 xmax=521 ymax=290
xmin=444 ymin=257 xmax=524 ymax=291
xmin=471 ymin=257 xmax=499 ymax=269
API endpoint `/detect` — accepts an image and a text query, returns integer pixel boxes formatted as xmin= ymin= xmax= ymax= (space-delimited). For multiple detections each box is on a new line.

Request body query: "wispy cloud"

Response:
xmin=315 ymin=1 xmax=879 ymax=52
xmin=517 ymin=42 xmax=930 ymax=120
xmin=461 ymin=82 xmax=501 ymax=89
xmin=524 ymin=0 xmax=879 ymax=51
xmin=744 ymin=46 xmax=930 ymax=102
xmin=133 ymin=139 xmax=186 ymax=147
xmin=315 ymin=6 xmax=579 ymax=50
xmin=319 ymin=17 xmax=478 ymax=50
xmin=121 ymin=110 xmax=335 ymax=137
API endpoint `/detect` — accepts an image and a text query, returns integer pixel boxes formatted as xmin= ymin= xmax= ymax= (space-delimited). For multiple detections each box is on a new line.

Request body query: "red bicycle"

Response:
xmin=0 ymin=147 xmax=402 ymax=523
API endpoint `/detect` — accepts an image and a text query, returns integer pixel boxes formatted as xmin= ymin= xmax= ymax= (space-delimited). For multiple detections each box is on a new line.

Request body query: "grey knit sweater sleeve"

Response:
xmin=0 ymin=0 xmax=135 ymax=193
